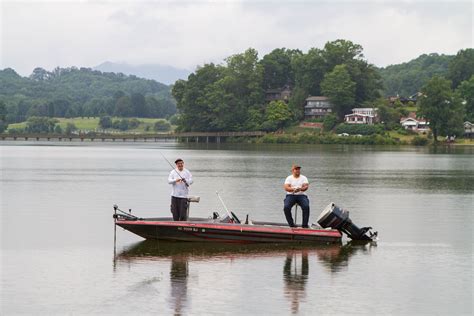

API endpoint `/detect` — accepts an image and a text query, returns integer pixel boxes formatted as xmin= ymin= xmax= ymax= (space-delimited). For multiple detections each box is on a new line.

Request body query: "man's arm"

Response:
xmin=168 ymin=171 xmax=178 ymax=184
xmin=284 ymin=183 xmax=295 ymax=193
xmin=300 ymin=182 xmax=309 ymax=192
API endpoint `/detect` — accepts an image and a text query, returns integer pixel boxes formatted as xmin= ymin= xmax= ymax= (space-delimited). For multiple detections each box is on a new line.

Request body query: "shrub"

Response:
xmin=411 ymin=136 xmax=429 ymax=146
xmin=65 ymin=123 xmax=77 ymax=135
xmin=99 ymin=116 xmax=112 ymax=129
xmin=154 ymin=119 xmax=171 ymax=132
xmin=129 ymin=118 xmax=140 ymax=129
xmin=323 ymin=114 xmax=338 ymax=131
xmin=0 ymin=120 xmax=8 ymax=133
xmin=335 ymin=123 xmax=383 ymax=135
xmin=8 ymin=128 xmax=24 ymax=134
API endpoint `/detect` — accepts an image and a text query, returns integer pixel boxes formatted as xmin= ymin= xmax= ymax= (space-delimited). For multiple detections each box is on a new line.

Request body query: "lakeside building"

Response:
xmin=387 ymin=93 xmax=418 ymax=106
xmin=265 ymin=85 xmax=292 ymax=103
xmin=304 ymin=96 xmax=333 ymax=120
xmin=464 ymin=121 xmax=473 ymax=138
xmin=344 ymin=108 xmax=378 ymax=125
xmin=400 ymin=114 xmax=430 ymax=132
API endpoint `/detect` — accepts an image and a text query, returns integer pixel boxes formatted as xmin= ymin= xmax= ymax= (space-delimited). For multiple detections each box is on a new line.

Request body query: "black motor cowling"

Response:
xmin=317 ymin=203 xmax=377 ymax=241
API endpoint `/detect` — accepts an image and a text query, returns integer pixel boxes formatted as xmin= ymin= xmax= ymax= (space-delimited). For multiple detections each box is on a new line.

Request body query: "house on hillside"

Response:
xmin=400 ymin=113 xmax=429 ymax=132
xmin=304 ymin=96 xmax=333 ymax=120
xmin=265 ymin=85 xmax=292 ymax=103
xmin=464 ymin=121 xmax=473 ymax=138
xmin=344 ymin=108 xmax=378 ymax=125
xmin=388 ymin=94 xmax=418 ymax=106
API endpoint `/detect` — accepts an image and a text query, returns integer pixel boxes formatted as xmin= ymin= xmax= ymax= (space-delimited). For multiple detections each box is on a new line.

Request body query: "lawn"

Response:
xmin=6 ymin=117 xmax=174 ymax=133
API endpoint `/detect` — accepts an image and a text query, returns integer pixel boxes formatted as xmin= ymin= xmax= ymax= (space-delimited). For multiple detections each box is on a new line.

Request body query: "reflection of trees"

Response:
xmin=283 ymin=251 xmax=309 ymax=314
xmin=170 ymin=256 xmax=189 ymax=316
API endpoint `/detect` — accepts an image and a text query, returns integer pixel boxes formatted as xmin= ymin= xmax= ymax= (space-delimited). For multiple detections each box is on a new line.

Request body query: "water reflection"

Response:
xmin=115 ymin=241 xmax=373 ymax=313
xmin=283 ymin=251 xmax=309 ymax=314
xmin=169 ymin=256 xmax=189 ymax=315
xmin=317 ymin=241 xmax=377 ymax=273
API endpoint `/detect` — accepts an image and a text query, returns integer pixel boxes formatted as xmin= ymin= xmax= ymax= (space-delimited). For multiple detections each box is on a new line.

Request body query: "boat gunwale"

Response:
xmin=116 ymin=219 xmax=342 ymax=238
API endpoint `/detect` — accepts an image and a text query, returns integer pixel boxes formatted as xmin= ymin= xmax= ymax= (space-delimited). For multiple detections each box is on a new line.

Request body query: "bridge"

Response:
xmin=0 ymin=131 xmax=266 ymax=143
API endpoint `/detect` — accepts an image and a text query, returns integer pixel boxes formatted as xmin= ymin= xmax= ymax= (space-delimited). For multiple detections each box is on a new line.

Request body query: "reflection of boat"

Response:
xmin=115 ymin=239 xmax=366 ymax=263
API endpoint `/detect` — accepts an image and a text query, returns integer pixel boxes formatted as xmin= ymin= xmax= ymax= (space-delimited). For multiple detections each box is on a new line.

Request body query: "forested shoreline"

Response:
xmin=0 ymin=39 xmax=472 ymax=144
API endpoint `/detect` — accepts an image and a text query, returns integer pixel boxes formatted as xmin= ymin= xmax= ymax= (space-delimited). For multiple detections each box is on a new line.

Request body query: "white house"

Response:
xmin=344 ymin=108 xmax=378 ymax=125
xmin=400 ymin=117 xmax=429 ymax=132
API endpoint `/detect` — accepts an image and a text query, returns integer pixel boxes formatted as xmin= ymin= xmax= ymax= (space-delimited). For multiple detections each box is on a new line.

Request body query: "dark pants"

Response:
xmin=171 ymin=196 xmax=188 ymax=221
xmin=283 ymin=194 xmax=310 ymax=228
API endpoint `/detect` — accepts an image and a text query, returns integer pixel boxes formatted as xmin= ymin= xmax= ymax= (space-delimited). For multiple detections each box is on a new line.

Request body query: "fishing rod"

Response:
xmin=161 ymin=153 xmax=189 ymax=187
xmin=215 ymin=191 xmax=240 ymax=223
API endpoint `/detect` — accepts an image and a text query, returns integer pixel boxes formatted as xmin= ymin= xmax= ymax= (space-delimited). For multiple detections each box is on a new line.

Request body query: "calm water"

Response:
xmin=1 ymin=142 xmax=473 ymax=315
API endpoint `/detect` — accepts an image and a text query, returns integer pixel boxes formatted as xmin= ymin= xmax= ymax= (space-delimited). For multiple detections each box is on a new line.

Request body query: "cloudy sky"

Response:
xmin=1 ymin=0 xmax=472 ymax=76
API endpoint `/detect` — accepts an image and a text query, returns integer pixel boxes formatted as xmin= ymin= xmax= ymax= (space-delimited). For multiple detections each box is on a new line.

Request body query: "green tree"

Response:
xmin=25 ymin=117 xmax=58 ymax=133
xmin=263 ymin=100 xmax=292 ymax=130
xmin=154 ymin=119 xmax=171 ymax=132
xmin=260 ymin=48 xmax=301 ymax=89
xmin=418 ymin=76 xmax=464 ymax=141
xmin=323 ymin=114 xmax=337 ymax=131
xmin=448 ymin=48 xmax=474 ymax=88
xmin=0 ymin=101 xmax=8 ymax=132
xmin=321 ymin=65 xmax=356 ymax=119
xmin=99 ymin=116 xmax=112 ymax=129
xmin=322 ymin=39 xmax=364 ymax=70
xmin=292 ymin=48 xmax=326 ymax=96
xmin=131 ymin=93 xmax=147 ymax=117
xmin=114 ymin=96 xmax=132 ymax=117
xmin=65 ymin=123 xmax=77 ymax=135
xmin=456 ymin=75 xmax=474 ymax=121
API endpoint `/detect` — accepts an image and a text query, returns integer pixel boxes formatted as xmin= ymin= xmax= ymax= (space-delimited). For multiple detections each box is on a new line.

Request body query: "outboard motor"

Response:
xmin=317 ymin=203 xmax=377 ymax=241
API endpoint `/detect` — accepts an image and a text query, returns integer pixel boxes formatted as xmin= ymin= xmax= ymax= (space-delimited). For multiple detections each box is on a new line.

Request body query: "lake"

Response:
xmin=1 ymin=142 xmax=473 ymax=315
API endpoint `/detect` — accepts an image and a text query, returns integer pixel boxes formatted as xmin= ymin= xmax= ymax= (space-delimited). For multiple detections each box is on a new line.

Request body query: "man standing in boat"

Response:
xmin=168 ymin=158 xmax=193 ymax=221
xmin=283 ymin=164 xmax=310 ymax=228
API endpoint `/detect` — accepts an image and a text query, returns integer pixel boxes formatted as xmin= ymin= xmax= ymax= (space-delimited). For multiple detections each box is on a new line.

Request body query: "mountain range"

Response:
xmin=93 ymin=61 xmax=191 ymax=85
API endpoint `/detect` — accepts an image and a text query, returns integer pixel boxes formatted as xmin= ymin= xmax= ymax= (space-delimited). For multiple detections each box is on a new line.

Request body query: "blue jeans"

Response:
xmin=283 ymin=195 xmax=310 ymax=227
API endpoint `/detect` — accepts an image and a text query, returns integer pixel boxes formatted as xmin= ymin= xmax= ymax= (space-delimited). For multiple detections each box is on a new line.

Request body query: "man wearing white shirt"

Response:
xmin=168 ymin=158 xmax=193 ymax=221
xmin=283 ymin=164 xmax=310 ymax=228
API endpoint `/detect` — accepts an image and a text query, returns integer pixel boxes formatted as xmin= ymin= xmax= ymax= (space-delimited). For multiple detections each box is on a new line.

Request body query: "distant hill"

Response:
xmin=378 ymin=53 xmax=454 ymax=97
xmin=94 ymin=62 xmax=191 ymax=85
xmin=0 ymin=67 xmax=176 ymax=122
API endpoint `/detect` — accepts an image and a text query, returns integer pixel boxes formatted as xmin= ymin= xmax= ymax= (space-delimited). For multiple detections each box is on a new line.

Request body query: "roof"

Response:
xmin=306 ymin=96 xmax=329 ymax=101
xmin=400 ymin=117 xmax=428 ymax=124
xmin=352 ymin=108 xmax=377 ymax=111
xmin=345 ymin=113 xmax=374 ymax=118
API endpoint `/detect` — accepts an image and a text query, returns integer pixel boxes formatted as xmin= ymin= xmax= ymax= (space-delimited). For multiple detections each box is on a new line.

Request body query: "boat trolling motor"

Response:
xmin=316 ymin=203 xmax=377 ymax=241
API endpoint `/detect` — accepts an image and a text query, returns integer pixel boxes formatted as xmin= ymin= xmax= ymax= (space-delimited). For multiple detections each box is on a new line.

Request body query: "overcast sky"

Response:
xmin=1 ymin=0 xmax=472 ymax=76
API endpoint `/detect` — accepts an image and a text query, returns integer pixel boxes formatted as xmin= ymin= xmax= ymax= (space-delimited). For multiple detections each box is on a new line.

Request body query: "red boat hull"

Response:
xmin=116 ymin=220 xmax=342 ymax=244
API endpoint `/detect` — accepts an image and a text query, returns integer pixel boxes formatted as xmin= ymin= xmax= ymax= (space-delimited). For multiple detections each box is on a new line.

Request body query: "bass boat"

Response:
xmin=113 ymin=198 xmax=377 ymax=244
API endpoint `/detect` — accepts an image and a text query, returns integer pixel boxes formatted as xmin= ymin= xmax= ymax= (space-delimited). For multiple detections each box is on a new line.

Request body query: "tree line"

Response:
xmin=173 ymin=42 xmax=473 ymax=135
xmin=0 ymin=67 xmax=177 ymax=128
xmin=172 ymin=39 xmax=383 ymax=132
